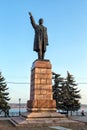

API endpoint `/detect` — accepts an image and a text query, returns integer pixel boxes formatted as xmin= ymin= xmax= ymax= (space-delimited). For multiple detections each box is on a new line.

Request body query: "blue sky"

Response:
xmin=0 ymin=0 xmax=87 ymax=104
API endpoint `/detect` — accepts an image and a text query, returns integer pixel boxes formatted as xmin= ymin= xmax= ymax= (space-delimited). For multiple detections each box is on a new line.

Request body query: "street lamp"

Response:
xmin=19 ymin=98 xmax=21 ymax=116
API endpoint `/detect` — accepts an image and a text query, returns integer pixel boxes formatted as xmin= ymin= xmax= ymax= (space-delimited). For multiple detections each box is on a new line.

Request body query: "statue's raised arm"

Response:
xmin=28 ymin=12 xmax=36 ymax=28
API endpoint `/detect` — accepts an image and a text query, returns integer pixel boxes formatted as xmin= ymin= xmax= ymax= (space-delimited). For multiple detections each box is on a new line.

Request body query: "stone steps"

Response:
xmin=10 ymin=116 xmax=78 ymax=126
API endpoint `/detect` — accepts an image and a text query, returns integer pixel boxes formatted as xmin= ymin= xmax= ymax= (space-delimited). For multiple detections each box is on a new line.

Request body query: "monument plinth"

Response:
xmin=27 ymin=60 xmax=56 ymax=112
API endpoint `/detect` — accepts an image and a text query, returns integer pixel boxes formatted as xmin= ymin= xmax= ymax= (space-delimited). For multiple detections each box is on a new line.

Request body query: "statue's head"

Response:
xmin=39 ymin=18 xmax=43 ymax=25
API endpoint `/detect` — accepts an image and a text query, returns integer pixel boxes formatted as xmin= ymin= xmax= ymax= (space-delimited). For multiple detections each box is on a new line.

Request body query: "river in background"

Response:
xmin=0 ymin=107 xmax=27 ymax=117
xmin=0 ymin=104 xmax=87 ymax=117
xmin=9 ymin=107 xmax=27 ymax=116
xmin=57 ymin=104 xmax=87 ymax=116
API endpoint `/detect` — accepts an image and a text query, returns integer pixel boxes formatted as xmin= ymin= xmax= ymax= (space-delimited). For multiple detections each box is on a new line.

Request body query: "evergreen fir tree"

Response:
xmin=0 ymin=72 xmax=10 ymax=116
xmin=52 ymin=71 xmax=81 ymax=116
xmin=52 ymin=72 xmax=64 ymax=109
xmin=62 ymin=71 xmax=81 ymax=116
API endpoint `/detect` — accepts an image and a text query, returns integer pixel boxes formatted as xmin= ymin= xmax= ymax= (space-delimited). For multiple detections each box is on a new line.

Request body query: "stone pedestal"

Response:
xmin=27 ymin=60 xmax=56 ymax=112
xmin=11 ymin=58 xmax=73 ymax=124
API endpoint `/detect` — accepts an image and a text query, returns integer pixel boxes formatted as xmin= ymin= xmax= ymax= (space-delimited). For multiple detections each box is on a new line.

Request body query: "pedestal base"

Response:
xmin=27 ymin=60 xmax=56 ymax=113
xmin=27 ymin=100 xmax=56 ymax=112
xmin=22 ymin=111 xmax=65 ymax=119
xmin=26 ymin=60 xmax=63 ymax=120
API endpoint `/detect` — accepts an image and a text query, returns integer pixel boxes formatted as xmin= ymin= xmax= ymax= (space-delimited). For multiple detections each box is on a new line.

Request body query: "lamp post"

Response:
xmin=19 ymin=98 xmax=21 ymax=116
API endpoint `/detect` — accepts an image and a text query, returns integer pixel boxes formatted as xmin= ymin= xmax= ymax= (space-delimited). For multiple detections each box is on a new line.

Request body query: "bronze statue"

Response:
xmin=29 ymin=12 xmax=48 ymax=60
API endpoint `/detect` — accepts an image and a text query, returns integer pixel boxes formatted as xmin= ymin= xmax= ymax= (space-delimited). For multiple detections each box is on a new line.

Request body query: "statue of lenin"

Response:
xmin=29 ymin=12 xmax=48 ymax=60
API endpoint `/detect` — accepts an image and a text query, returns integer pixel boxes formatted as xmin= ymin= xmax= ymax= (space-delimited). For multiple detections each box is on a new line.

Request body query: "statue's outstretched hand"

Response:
xmin=29 ymin=12 xmax=32 ymax=17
